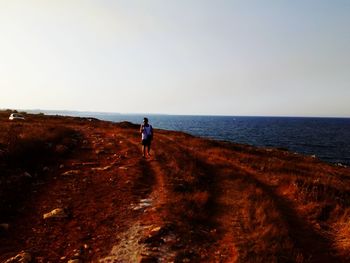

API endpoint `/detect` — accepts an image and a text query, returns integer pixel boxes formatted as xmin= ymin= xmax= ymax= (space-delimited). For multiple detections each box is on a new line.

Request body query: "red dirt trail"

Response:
xmin=1 ymin=113 xmax=350 ymax=262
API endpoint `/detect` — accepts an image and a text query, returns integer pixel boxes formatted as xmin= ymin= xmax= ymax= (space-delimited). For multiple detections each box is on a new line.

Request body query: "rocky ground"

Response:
xmin=0 ymin=111 xmax=350 ymax=262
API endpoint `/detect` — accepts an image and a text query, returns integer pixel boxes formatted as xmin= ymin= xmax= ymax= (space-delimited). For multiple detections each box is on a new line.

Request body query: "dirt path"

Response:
xmin=99 ymin=135 xmax=177 ymax=262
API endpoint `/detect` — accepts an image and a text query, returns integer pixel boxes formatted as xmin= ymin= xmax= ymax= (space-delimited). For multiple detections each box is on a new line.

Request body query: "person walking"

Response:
xmin=140 ymin=117 xmax=153 ymax=157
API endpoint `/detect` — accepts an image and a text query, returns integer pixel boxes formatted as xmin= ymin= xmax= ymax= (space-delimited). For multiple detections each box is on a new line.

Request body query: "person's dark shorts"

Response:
xmin=142 ymin=138 xmax=151 ymax=146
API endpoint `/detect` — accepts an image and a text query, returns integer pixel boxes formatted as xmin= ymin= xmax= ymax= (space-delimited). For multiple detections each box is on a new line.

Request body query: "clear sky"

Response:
xmin=0 ymin=1 xmax=349 ymax=117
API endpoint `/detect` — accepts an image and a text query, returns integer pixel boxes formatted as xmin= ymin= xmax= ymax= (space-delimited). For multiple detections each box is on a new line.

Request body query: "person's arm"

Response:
xmin=150 ymin=125 xmax=153 ymax=138
xmin=140 ymin=124 xmax=144 ymax=134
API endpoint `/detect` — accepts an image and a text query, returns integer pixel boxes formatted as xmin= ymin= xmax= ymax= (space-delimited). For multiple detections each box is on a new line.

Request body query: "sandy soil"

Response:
xmin=1 ymin=112 xmax=350 ymax=262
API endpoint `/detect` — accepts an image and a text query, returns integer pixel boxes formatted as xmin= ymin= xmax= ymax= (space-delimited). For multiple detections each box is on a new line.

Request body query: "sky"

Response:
xmin=0 ymin=0 xmax=349 ymax=117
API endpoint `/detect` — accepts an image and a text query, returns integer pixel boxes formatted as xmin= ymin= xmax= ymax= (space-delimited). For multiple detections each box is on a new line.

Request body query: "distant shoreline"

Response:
xmin=2 ymin=108 xmax=349 ymax=119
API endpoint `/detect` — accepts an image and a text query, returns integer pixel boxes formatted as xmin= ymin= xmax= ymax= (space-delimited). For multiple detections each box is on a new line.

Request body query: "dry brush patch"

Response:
xmin=153 ymin=137 xmax=219 ymax=261
xmin=212 ymin=165 xmax=302 ymax=262
xmin=181 ymin=137 xmax=350 ymax=262
xmin=0 ymin=120 xmax=81 ymax=221
xmin=332 ymin=208 xmax=350 ymax=260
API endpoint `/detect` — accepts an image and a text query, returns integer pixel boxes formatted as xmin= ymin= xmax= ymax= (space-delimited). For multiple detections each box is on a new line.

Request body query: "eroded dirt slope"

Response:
xmin=1 ymin=112 xmax=350 ymax=262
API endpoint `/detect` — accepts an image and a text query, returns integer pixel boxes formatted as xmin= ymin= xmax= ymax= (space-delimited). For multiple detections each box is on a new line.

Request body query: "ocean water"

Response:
xmin=39 ymin=111 xmax=350 ymax=166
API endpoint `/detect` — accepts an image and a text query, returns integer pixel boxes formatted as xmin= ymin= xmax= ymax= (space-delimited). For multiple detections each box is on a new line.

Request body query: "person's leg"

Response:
xmin=147 ymin=143 xmax=151 ymax=156
xmin=142 ymin=142 xmax=146 ymax=157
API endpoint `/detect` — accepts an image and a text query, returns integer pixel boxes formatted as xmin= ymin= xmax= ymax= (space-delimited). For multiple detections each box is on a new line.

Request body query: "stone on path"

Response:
xmin=91 ymin=165 xmax=112 ymax=171
xmin=61 ymin=170 xmax=80 ymax=176
xmin=4 ymin=251 xmax=31 ymax=263
xmin=133 ymin=199 xmax=153 ymax=211
xmin=43 ymin=208 xmax=68 ymax=219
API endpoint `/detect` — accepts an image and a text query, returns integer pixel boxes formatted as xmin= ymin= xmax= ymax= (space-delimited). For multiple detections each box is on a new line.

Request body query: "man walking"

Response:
xmin=140 ymin=117 xmax=153 ymax=158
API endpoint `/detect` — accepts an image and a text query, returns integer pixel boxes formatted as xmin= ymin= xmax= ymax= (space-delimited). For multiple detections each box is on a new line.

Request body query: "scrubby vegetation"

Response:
xmin=0 ymin=111 xmax=80 ymax=222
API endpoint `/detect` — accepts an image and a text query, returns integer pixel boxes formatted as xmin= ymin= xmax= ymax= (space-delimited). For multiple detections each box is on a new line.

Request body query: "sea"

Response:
xmin=33 ymin=111 xmax=350 ymax=166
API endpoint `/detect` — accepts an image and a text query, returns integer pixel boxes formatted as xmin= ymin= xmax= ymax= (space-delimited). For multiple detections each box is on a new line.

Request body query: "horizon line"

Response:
xmin=1 ymin=108 xmax=349 ymax=119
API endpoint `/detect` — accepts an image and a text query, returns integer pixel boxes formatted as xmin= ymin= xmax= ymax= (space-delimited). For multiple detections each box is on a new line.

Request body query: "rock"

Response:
xmin=133 ymin=199 xmax=153 ymax=210
xmin=43 ymin=208 xmax=68 ymax=219
xmin=140 ymin=199 xmax=152 ymax=204
xmin=72 ymin=248 xmax=83 ymax=257
xmin=59 ymin=164 xmax=65 ymax=169
xmin=336 ymin=163 xmax=347 ymax=167
xmin=91 ymin=165 xmax=112 ymax=171
xmin=67 ymin=260 xmax=80 ymax=263
xmin=61 ymin=170 xmax=80 ymax=176
xmin=141 ymin=226 xmax=167 ymax=244
xmin=42 ymin=166 xmax=49 ymax=172
xmin=4 ymin=251 xmax=31 ymax=263
xmin=149 ymin=226 xmax=162 ymax=235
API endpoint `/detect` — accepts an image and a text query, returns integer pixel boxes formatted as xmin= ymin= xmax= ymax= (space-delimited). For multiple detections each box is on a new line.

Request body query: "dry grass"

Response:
xmin=333 ymin=209 xmax=350 ymax=260
xmin=179 ymin=136 xmax=350 ymax=261
xmin=0 ymin=112 xmax=80 ymax=221
xmin=6 ymin=124 xmax=76 ymax=167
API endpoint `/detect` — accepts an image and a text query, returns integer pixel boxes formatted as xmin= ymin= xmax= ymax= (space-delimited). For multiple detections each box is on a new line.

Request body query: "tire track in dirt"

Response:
xmin=154 ymin=134 xmax=228 ymax=262
xmin=192 ymin=145 xmax=341 ymax=262
xmin=123 ymin=133 xmax=211 ymax=262
xmin=205 ymin=161 xmax=307 ymax=262
xmin=167 ymin=139 xmax=337 ymax=262
xmin=120 ymin=136 xmax=177 ymax=262
xmin=148 ymin=134 xmax=221 ymax=262
xmin=97 ymin=133 xmax=151 ymax=262
xmin=237 ymin=164 xmax=340 ymax=263
xmin=99 ymin=132 xmax=177 ymax=262
xmin=157 ymin=137 xmax=242 ymax=262
xmin=103 ymin=133 xmax=221 ymax=262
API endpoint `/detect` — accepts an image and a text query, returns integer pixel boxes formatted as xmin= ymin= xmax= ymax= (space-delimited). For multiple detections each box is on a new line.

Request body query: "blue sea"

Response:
xmin=36 ymin=111 xmax=350 ymax=166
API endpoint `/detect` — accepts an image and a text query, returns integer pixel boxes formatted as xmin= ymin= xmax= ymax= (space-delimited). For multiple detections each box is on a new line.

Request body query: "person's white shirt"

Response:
xmin=142 ymin=125 xmax=152 ymax=140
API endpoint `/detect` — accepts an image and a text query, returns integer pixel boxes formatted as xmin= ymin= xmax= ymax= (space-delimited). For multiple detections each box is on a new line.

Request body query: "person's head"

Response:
xmin=143 ymin=117 xmax=148 ymax=124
